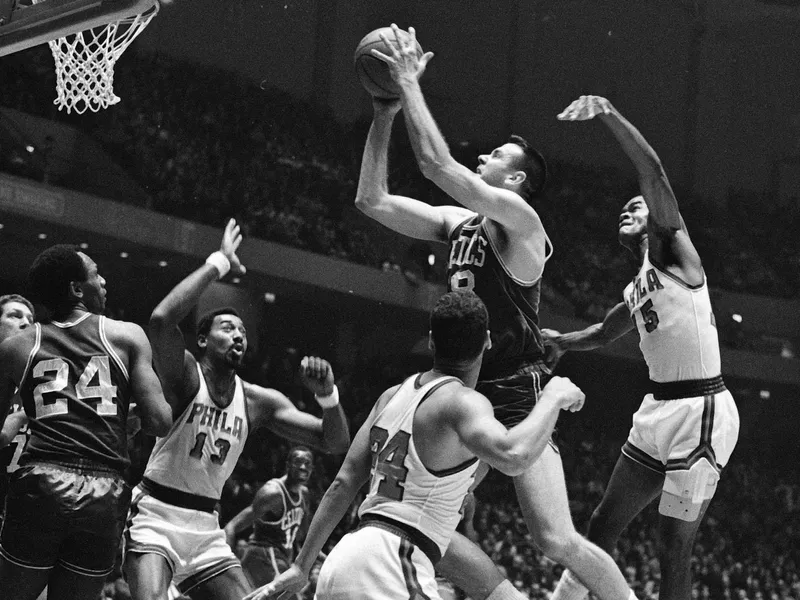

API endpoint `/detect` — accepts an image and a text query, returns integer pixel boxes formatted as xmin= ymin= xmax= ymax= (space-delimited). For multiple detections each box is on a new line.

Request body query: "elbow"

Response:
xmin=149 ymin=308 xmax=171 ymax=334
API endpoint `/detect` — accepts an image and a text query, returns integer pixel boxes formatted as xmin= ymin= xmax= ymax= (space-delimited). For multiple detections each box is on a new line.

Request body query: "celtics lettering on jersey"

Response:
xmin=448 ymin=226 xmax=488 ymax=292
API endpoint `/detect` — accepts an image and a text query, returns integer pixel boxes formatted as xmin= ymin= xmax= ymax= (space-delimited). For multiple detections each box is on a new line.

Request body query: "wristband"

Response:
xmin=314 ymin=385 xmax=339 ymax=409
xmin=205 ymin=251 xmax=231 ymax=279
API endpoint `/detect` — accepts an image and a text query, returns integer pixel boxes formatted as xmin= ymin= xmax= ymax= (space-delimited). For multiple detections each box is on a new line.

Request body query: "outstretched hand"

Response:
xmin=371 ymin=24 xmax=434 ymax=86
xmin=242 ymin=564 xmax=308 ymax=600
xmin=220 ymin=218 xmax=246 ymax=275
xmin=299 ymin=356 xmax=335 ymax=396
xmin=541 ymin=328 xmax=566 ymax=370
xmin=557 ymin=95 xmax=615 ymax=121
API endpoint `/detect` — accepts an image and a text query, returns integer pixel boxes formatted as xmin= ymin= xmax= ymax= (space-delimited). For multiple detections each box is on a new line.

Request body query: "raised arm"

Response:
xmin=246 ymin=357 xmax=350 ymax=455
xmin=452 ymin=377 xmax=585 ymax=476
xmin=372 ymin=25 xmax=540 ymax=233
xmin=354 ymin=99 xmax=472 ymax=242
xmin=243 ymin=389 xmax=388 ymax=600
xmin=149 ymin=219 xmax=245 ymax=414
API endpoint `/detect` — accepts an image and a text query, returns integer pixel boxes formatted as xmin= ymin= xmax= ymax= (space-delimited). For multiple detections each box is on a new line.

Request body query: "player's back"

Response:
xmin=447 ymin=214 xmax=547 ymax=378
xmin=17 ymin=313 xmax=132 ymax=473
xmin=359 ymin=373 xmax=479 ymax=562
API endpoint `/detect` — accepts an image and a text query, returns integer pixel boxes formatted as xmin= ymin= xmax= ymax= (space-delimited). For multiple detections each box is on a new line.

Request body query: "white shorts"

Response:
xmin=315 ymin=526 xmax=440 ymax=600
xmin=123 ymin=485 xmax=241 ymax=594
xmin=622 ymin=388 xmax=740 ymax=483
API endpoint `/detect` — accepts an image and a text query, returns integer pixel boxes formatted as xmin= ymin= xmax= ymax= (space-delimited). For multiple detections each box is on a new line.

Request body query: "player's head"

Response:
xmin=476 ymin=135 xmax=547 ymax=203
xmin=618 ymin=195 xmax=649 ymax=250
xmin=285 ymin=445 xmax=314 ymax=485
xmin=27 ymin=245 xmax=107 ymax=318
xmin=196 ymin=307 xmax=247 ymax=368
xmin=0 ymin=294 xmax=34 ymax=343
xmin=429 ymin=291 xmax=490 ymax=364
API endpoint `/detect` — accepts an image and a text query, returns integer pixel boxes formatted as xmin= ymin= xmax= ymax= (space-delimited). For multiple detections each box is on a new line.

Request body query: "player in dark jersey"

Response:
xmin=0 ymin=245 xmax=172 ymax=600
xmin=225 ymin=446 xmax=313 ymax=589
xmin=0 ymin=294 xmax=34 ymax=524
xmin=357 ymin=24 xmax=636 ymax=600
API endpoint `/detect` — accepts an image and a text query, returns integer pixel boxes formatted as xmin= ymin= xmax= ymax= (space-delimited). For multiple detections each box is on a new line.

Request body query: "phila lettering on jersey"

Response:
xmin=359 ymin=374 xmax=480 ymax=558
xmin=623 ymin=250 xmax=721 ymax=382
xmin=16 ymin=314 xmax=132 ymax=473
xmin=250 ymin=479 xmax=308 ymax=555
xmin=144 ymin=363 xmax=249 ymax=501
xmin=446 ymin=215 xmax=551 ymax=378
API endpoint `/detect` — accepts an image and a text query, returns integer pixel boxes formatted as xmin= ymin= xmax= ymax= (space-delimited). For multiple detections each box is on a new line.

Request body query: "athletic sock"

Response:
xmin=486 ymin=579 xmax=528 ymax=600
xmin=551 ymin=569 xmax=590 ymax=600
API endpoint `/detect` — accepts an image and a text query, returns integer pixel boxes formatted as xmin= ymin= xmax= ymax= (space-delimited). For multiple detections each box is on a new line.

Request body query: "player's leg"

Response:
xmin=552 ymin=453 xmax=664 ymax=600
xmin=658 ymin=499 xmax=711 ymax=600
xmin=0 ymin=556 xmax=51 ymax=600
xmin=185 ymin=566 xmax=251 ymax=600
xmin=513 ymin=444 xmax=633 ymax=600
xmin=239 ymin=545 xmax=279 ymax=588
xmin=437 ymin=532 xmax=506 ymax=600
xmin=125 ymin=552 xmax=174 ymax=600
xmin=45 ymin=565 xmax=108 ymax=600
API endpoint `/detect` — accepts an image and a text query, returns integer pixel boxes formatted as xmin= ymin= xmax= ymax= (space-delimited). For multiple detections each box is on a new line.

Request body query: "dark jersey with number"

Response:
xmin=249 ymin=478 xmax=308 ymax=556
xmin=17 ymin=314 xmax=132 ymax=473
xmin=446 ymin=215 xmax=547 ymax=379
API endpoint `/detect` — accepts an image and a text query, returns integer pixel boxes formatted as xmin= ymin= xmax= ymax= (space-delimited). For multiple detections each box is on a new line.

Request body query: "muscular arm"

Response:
xmin=451 ymin=384 xmax=578 ymax=476
xmin=355 ymin=105 xmax=472 ymax=242
xmin=245 ymin=384 xmax=350 ymax=455
xmin=546 ymin=302 xmax=634 ymax=354
xmin=122 ymin=322 xmax=172 ymax=436
xmin=597 ymin=107 xmax=683 ymax=235
xmin=398 ymin=79 xmax=540 ymax=233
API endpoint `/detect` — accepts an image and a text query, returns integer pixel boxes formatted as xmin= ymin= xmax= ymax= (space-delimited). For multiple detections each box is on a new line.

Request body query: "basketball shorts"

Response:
xmin=240 ymin=543 xmax=291 ymax=588
xmin=123 ymin=485 xmax=242 ymax=595
xmin=622 ymin=377 xmax=740 ymax=495
xmin=0 ymin=462 xmax=130 ymax=577
xmin=315 ymin=526 xmax=440 ymax=600
xmin=477 ymin=360 xmax=555 ymax=442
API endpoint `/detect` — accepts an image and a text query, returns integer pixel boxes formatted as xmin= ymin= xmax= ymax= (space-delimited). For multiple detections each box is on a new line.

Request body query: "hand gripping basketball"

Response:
xmin=370 ymin=24 xmax=435 ymax=87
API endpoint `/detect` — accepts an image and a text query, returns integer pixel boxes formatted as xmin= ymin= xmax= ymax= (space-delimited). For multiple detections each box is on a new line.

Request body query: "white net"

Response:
xmin=32 ymin=2 xmax=158 ymax=114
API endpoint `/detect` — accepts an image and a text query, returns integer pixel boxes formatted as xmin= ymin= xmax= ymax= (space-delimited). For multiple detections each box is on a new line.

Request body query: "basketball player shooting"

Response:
xmin=544 ymin=95 xmax=741 ymax=600
xmin=358 ymin=24 xmax=638 ymax=600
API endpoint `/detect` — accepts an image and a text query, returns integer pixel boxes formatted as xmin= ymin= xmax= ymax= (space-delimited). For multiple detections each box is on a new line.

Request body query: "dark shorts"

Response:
xmin=477 ymin=361 xmax=552 ymax=427
xmin=240 ymin=543 xmax=291 ymax=588
xmin=0 ymin=462 xmax=131 ymax=577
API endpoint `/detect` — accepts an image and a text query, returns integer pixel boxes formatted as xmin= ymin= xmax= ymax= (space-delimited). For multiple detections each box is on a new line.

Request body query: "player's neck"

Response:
xmin=430 ymin=359 xmax=480 ymax=389
xmin=50 ymin=302 xmax=90 ymax=323
xmin=199 ymin=357 xmax=236 ymax=390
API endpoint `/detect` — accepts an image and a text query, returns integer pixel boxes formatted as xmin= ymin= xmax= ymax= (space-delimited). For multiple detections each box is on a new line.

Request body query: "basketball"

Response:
xmin=353 ymin=27 xmax=423 ymax=100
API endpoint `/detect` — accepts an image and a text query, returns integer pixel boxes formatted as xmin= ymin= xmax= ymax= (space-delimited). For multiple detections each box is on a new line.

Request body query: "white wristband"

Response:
xmin=315 ymin=385 xmax=339 ymax=409
xmin=205 ymin=251 xmax=231 ymax=279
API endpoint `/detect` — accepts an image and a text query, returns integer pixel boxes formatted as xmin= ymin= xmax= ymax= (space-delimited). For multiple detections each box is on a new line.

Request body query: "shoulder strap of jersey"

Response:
xmin=99 ymin=316 xmax=129 ymax=382
xmin=19 ymin=323 xmax=42 ymax=388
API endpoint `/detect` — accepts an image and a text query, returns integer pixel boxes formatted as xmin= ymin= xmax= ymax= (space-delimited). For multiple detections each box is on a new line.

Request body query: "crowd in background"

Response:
xmin=1 ymin=47 xmax=800 ymax=600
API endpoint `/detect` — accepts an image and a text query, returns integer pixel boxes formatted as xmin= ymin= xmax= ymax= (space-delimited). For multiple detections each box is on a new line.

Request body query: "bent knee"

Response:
xmin=534 ymin=529 xmax=583 ymax=564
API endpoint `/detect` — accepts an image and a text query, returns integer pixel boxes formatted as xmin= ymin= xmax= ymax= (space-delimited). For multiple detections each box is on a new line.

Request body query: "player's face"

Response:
xmin=286 ymin=450 xmax=314 ymax=484
xmin=476 ymin=143 xmax=523 ymax=188
xmin=205 ymin=314 xmax=247 ymax=367
xmin=0 ymin=301 xmax=33 ymax=343
xmin=77 ymin=252 xmax=107 ymax=314
xmin=618 ymin=196 xmax=649 ymax=247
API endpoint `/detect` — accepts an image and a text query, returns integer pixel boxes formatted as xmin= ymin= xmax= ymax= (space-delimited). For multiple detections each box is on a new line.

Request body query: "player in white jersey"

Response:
xmin=123 ymin=219 xmax=351 ymax=600
xmin=244 ymin=291 xmax=586 ymax=600
xmin=544 ymin=96 xmax=740 ymax=600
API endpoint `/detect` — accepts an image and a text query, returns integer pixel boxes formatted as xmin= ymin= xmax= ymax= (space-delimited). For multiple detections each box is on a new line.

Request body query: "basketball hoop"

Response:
xmin=30 ymin=0 xmax=158 ymax=114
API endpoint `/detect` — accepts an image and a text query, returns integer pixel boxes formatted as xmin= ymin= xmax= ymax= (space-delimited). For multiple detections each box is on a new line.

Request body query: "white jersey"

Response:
xmin=359 ymin=374 xmax=480 ymax=557
xmin=623 ymin=250 xmax=721 ymax=382
xmin=144 ymin=363 xmax=249 ymax=500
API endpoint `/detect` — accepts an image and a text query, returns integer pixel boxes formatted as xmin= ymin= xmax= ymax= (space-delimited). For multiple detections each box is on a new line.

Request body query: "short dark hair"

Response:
xmin=0 ymin=294 xmax=34 ymax=320
xmin=508 ymin=134 xmax=548 ymax=201
xmin=27 ymin=245 xmax=87 ymax=313
xmin=430 ymin=291 xmax=489 ymax=362
xmin=287 ymin=445 xmax=313 ymax=462
xmin=196 ymin=307 xmax=241 ymax=339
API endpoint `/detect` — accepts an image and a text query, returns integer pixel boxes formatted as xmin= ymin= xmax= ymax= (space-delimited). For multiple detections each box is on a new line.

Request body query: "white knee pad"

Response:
xmin=658 ymin=458 xmax=719 ymax=522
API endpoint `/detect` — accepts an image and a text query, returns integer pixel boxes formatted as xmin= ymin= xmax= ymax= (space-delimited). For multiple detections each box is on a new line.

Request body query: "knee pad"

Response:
xmin=658 ymin=458 xmax=719 ymax=522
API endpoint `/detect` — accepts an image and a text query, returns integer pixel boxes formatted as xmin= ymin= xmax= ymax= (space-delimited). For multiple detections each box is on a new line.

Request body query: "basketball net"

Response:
xmin=31 ymin=0 xmax=158 ymax=114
